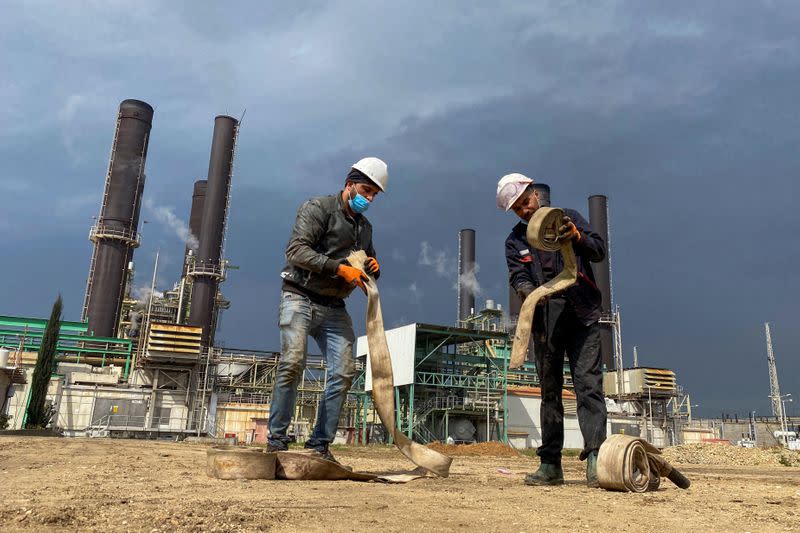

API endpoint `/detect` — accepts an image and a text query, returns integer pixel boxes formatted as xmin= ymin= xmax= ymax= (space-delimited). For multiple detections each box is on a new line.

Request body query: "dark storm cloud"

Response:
xmin=1 ymin=1 xmax=798 ymax=417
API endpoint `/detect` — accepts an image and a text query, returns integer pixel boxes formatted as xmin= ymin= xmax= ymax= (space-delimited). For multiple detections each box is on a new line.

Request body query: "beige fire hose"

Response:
xmin=509 ymin=207 xmax=578 ymax=369
xmin=206 ymin=251 xmax=450 ymax=482
xmin=348 ymin=250 xmax=453 ymax=478
xmin=597 ymin=434 xmax=691 ymax=492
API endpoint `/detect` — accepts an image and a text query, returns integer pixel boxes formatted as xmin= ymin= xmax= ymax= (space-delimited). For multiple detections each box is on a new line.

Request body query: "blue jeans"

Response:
xmin=268 ymin=291 xmax=356 ymax=450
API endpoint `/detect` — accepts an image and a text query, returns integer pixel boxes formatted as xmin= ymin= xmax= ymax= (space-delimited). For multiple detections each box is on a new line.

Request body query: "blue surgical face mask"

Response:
xmin=348 ymin=186 xmax=370 ymax=214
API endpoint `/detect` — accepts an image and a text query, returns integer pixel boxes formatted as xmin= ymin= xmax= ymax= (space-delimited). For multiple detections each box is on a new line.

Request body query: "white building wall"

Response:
xmin=507 ymin=395 xmax=585 ymax=450
xmin=1 ymin=367 xmax=190 ymax=434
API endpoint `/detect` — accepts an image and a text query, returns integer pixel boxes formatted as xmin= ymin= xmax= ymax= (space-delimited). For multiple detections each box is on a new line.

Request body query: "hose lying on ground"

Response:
xmin=597 ymin=434 xmax=691 ymax=492
xmin=206 ymin=446 xmax=427 ymax=483
xmin=509 ymin=207 xmax=578 ymax=370
xmin=348 ymin=250 xmax=453 ymax=478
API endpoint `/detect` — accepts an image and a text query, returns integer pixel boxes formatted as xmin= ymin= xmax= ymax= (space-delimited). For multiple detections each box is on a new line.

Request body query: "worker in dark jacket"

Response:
xmin=497 ymin=172 xmax=607 ymax=487
xmin=268 ymin=157 xmax=388 ymax=463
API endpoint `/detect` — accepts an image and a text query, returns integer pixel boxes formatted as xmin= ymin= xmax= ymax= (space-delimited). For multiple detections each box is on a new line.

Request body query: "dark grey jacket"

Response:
xmin=281 ymin=194 xmax=378 ymax=300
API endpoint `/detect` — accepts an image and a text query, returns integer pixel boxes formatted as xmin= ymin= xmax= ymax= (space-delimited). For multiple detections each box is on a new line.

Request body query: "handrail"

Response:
xmin=89 ymin=224 xmax=140 ymax=247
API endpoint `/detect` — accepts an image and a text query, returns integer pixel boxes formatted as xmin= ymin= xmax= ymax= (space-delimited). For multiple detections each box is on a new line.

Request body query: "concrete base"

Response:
xmin=0 ymin=429 xmax=62 ymax=437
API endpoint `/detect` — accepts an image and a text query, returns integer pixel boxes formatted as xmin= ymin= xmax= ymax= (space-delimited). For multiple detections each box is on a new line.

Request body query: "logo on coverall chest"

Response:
xmin=519 ymin=248 xmax=533 ymax=263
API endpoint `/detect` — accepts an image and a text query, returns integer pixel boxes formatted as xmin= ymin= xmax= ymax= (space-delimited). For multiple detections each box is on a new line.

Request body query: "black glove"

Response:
xmin=365 ymin=257 xmax=380 ymax=276
xmin=517 ymin=283 xmax=535 ymax=300
xmin=557 ymin=216 xmax=581 ymax=242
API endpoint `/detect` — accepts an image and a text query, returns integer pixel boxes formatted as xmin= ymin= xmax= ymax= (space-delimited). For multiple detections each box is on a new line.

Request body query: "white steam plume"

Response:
xmin=418 ymin=241 xmax=453 ymax=278
xmin=455 ymin=264 xmax=483 ymax=297
xmin=132 ymin=285 xmax=164 ymax=303
xmin=144 ymin=198 xmax=199 ymax=251
xmin=418 ymin=241 xmax=483 ymax=296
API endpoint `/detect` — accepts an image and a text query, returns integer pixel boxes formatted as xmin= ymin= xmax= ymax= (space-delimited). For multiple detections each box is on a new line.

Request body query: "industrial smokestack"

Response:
xmin=588 ymin=194 xmax=614 ymax=369
xmin=457 ymin=228 xmax=476 ymax=324
xmin=532 ymin=183 xmax=551 ymax=207
xmin=83 ymin=99 xmax=154 ymax=337
xmin=182 ymin=180 xmax=207 ymax=277
xmin=189 ymin=115 xmax=238 ymax=346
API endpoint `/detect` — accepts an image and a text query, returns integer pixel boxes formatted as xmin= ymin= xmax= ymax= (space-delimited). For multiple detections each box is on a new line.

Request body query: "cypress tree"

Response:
xmin=25 ymin=295 xmax=62 ymax=428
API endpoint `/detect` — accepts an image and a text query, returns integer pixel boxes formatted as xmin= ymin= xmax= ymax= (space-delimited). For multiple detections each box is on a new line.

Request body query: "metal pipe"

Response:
xmin=503 ymin=345 xmax=508 ymax=443
xmin=145 ymin=250 xmax=159 ymax=329
xmin=130 ymin=250 xmax=158 ymax=374
xmin=176 ymin=277 xmax=186 ymax=324
xmin=486 ymin=366 xmax=490 ymax=442
xmin=362 ymin=396 xmax=368 ymax=444
xmin=394 ymin=387 xmax=401 ymax=439
xmin=407 ymin=384 xmax=414 ymax=439
xmin=198 ymin=346 xmax=211 ymax=436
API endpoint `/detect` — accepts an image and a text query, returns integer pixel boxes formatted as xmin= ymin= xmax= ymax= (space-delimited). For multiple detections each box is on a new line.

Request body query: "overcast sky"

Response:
xmin=2 ymin=1 xmax=798 ymax=418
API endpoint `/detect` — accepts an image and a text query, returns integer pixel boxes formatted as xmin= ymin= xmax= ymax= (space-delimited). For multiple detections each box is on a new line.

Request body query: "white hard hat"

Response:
xmin=352 ymin=157 xmax=389 ymax=192
xmin=496 ymin=173 xmax=533 ymax=211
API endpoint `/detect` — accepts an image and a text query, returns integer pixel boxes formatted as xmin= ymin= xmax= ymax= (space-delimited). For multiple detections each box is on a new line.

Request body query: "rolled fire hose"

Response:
xmin=597 ymin=434 xmax=691 ymax=492
xmin=509 ymin=207 xmax=578 ymax=369
xmin=348 ymin=250 xmax=453 ymax=478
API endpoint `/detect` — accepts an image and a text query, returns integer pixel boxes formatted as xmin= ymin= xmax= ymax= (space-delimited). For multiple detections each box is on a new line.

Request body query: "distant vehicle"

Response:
xmin=773 ymin=431 xmax=800 ymax=451
xmin=737 ymin=439 xmax=756 ymax=448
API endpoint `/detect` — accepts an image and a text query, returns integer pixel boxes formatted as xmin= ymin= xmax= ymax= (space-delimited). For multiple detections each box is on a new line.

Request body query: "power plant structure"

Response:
xmin=0 ymin=98 xmax=711 ymax=448
xmin=2 ymin=100 xmax=238 ymax=437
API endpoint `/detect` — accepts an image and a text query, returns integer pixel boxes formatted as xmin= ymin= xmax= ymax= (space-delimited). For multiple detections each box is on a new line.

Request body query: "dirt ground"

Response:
xmin=1 ymin=437 xmax=799 ymax=532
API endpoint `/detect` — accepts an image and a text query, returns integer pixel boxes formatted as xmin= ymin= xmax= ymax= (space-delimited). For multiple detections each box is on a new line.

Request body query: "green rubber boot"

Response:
xmin=524 ymin=463 xmax=564 ymax=486
xmin=586 ymin=450 xmax=599 ymax=488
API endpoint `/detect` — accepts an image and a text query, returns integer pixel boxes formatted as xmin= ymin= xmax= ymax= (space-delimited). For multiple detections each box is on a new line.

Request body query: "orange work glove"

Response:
xmin=557 ymin=216 xmax=581 ymax=242
xmin=336 ymin=264 xmax=369 ymax=292
xmin=365 ymin=257 xmax=380 ymax=276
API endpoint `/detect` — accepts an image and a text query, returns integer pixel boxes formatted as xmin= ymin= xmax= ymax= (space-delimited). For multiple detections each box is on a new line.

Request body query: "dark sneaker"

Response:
xmin=266 ymin=443 xmax=287 ymax=453
xmin=305 ymin=445 xmax=352 ymax=471
xmin=523 ymin=463 xmax=564 ymax=486
xmin=304 ymin=445 xmax=339 ymax=463
xmin=320 ymin=447 xmax=340 ymax=464
xmin=586 ymin=450 xmax=599 ymax=488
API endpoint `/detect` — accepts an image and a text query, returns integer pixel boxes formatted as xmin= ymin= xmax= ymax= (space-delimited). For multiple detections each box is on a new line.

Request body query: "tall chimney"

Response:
xmin=83 ymin=99 xmax=153 ymax=337
xmin=182 ymin=180 xmax=207 ymax=277
xmin=588 ymin=194 xmax=614 ymax=369
xmin=457 ymin=228 xmax=476 ymax=324
xmin=532 ymin=183 xmax=551 ymax=207
xmin=189 ymin=116 xmax=238 ymax=346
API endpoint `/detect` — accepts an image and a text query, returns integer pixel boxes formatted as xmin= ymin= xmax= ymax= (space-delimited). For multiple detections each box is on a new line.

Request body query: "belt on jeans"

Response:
xmin=282 ymin=284 xmax=344 ymax=308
